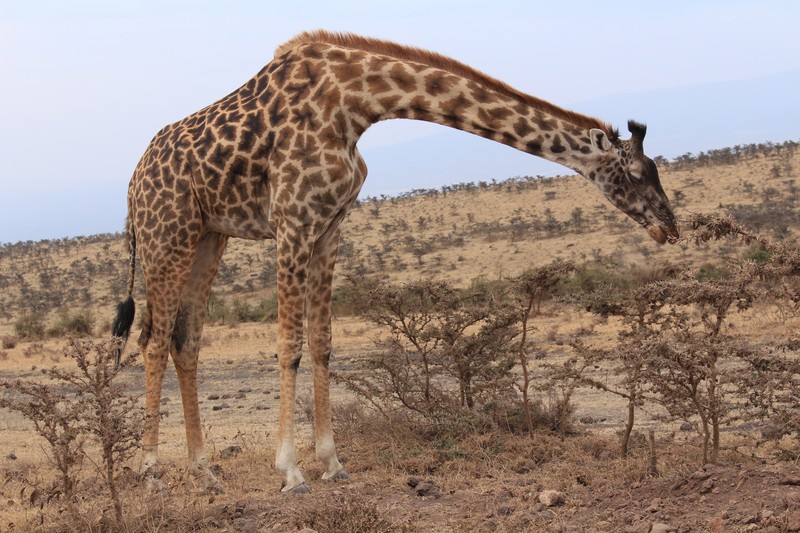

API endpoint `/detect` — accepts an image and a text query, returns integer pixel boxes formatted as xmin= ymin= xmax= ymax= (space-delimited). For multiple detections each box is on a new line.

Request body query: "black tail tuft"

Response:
xmin=112 ymin=296 xmax=135 ymax=339
xmin=111 ymin=296 xmax=135 ymax=367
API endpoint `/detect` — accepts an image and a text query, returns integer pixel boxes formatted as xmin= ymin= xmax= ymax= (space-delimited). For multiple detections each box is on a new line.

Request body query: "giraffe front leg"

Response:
xmin=309 ymin=332 xmax=348 ymax=483
xmin=275 ymin=233 xmax=313 ymax=493
xmin=276 ymin=319 xmax=309 ymax=493
xmin=307 ymin=228 xmax=347 ymax=483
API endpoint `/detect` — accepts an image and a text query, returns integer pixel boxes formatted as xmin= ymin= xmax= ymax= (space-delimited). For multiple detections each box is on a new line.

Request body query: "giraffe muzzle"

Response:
xmin=646 ymin=224 xmax=680 ymax=245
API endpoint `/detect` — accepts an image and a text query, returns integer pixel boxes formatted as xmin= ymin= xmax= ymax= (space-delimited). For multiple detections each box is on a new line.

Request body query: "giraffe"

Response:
xmin=111 ymin=30 xmax=678 ymax=494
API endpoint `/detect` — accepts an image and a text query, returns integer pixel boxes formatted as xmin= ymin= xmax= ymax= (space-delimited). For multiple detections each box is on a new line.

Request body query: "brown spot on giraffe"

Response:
xmin=111 ymin=30 xmax=678 ymax=495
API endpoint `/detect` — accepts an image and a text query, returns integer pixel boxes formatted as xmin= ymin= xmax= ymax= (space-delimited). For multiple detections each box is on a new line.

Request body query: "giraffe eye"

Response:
xmin=627 ymin=160 xmax=646 ymax=183
xmin=627 ymin=170 xmax=643 ymax=183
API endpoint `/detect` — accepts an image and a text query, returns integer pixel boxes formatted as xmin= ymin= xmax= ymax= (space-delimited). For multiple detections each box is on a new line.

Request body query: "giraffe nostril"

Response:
xmin=647 ymin=226 xmax=668 ymax=244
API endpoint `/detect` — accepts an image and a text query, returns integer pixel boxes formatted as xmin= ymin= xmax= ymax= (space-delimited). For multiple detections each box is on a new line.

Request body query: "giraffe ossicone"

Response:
xmin=111 ymin=30 xmax=678 ymax=494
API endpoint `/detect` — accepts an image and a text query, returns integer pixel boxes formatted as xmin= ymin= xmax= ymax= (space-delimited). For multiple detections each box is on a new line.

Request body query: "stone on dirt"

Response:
xmin=407 ymin=476 xmax=442 ymax=499
xmin=707 ymin=516 xmax=726 ymax=532
xmin=220 ymin=445 xmax=242 ymax=458
xmin=538 ymin=490 xmax=566 ymax=507
xmin=649 ymin=523 xmax=677 ymax=533
xmin=786 ymin=510 xmax=800 ymax=532
xmin=781 ymin=466 xmax=800 ymax=486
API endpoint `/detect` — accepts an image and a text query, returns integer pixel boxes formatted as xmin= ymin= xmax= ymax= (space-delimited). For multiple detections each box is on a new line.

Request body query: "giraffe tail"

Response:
xmin=111 ymin=224 xmax=137 ymax=368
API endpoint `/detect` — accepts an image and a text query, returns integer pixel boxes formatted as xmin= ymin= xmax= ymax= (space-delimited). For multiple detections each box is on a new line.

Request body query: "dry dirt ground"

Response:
xmin=2 ymin=317 xmax=800 ymax=532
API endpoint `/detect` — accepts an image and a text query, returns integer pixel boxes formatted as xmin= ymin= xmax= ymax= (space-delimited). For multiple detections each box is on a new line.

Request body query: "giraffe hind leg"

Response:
xmin=136 ymin=235 xmax=203 ymax=493
xmin=170 ymin=231 xmax=228 ymax=493
xmin=138 ymin=296 xmax=181 ymax=495
xmin=135 ymin=300 xmax=160 ymax=481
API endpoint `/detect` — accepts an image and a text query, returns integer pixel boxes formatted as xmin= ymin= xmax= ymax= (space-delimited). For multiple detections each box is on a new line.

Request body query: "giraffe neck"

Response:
xmin=290 ymin=39 xmax=611 ymax=176
xmin=362 ymin=72 xmax=596 ymax=174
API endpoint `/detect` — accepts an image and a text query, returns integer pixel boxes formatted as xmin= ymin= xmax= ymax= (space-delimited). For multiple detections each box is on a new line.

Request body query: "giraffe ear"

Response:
xmin=589 ymin=128 xmax=613 ymax=153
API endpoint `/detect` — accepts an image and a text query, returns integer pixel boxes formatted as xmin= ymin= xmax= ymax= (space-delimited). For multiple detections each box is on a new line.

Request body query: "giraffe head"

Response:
xmin=586 ymin=120 xmax=678 ymax=244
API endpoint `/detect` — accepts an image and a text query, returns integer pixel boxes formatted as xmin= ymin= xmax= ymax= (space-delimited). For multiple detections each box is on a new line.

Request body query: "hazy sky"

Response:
xmin=1 ymin=1 xmax=799 ymax=243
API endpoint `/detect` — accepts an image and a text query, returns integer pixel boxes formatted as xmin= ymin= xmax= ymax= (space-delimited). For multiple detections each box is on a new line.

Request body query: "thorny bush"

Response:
xmin=335 ymin=279 xmax=518 ymax=423
xmin=0 ymin=337 xmax=145 ymax=523
xmin=576 ymin=214 xmax=800 ymax=463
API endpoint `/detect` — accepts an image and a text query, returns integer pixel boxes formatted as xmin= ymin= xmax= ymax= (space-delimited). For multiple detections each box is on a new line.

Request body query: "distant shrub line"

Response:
xmin=1 ymin=139 xmax=797 ymax=334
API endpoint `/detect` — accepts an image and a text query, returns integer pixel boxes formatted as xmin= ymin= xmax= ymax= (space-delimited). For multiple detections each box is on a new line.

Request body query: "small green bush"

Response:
xmin=258 ymin=293 xmax=279 ymax=321
xmin=1 ymin=335 xmax=17 ymax=349
xmin=561 ymin=261 xmax=632 ymax=301
xmin=331 ymin=277 xmax=381 ymax=316
xmin=695 ymin=263 xmax=730 ymax=281
xmin=225 ymin=295 xmax=279 ymax=324
xmin=742 ymin=246 xmax=773 ymax=265
xmin=14 ymin=312 xmax=46 ymax=339
xmin=49 ymin=310 xmax=95 ymax=337
xmin=69 ymin=310 xmax=95 ymax=335
xmin=206 ymin=291 xmax=229 ymax=323
xmin=231 ymin=298 xmax=262 ymax=323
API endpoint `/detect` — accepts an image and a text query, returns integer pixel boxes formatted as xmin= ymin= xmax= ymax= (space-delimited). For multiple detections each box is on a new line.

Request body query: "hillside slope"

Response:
xmin=0 ymin=141 xmax=797 ymax=335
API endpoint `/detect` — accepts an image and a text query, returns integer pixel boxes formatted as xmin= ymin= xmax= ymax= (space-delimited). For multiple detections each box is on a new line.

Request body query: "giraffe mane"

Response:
xmin=277 ymin=30 xmax=615 ymax=136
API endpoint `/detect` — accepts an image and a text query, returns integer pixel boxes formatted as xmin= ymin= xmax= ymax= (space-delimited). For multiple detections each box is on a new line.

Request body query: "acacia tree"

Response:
xmin=572 ymin=338 xmax=651 ymax=456
xmin=336 ymin=280 xmax=517 ymax=421
xmin=685 ymin=213 xmax=800 ymax=447
xmin=643 ymin=332 xmax=747 ymax=464
xmin=575 ymin=218 xmax=772 ymax=462
xmin=632 ymin=214 xmax=790 ymax=463
xmin=511 ymin=261 xmax=574 ymax=436
xmin=594 ymin=257 xmax=751 ymax=463
xmin=732 ymin=348 xmax=800 ymax=446
xmin=574 ymin=264 xmax=676 ymax=456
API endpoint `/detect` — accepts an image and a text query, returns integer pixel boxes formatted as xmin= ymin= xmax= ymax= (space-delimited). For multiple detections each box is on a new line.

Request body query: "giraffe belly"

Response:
xmin=196 ymin=188 xmax=275 ymax=240
xmin=191 ymin=163 xmax=275 ymax=240
xmin=202 ymin=199 xmax=274 ymax=240
xmin=205 ymin=214 xmax=275 ymax=240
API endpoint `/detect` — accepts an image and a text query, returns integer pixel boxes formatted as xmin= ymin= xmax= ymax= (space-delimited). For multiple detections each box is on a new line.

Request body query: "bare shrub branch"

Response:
xmin=0 ymin=337 xmax=145 ymax=523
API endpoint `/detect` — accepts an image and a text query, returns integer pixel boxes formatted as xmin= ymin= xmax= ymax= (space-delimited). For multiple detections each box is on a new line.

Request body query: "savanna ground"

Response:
xmin=1 ymin=142 xmax=799 ymax=532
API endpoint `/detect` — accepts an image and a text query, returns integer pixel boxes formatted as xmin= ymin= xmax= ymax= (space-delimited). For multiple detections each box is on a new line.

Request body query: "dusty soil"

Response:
xmin=203 ymin=462 xmax=800 ymax=532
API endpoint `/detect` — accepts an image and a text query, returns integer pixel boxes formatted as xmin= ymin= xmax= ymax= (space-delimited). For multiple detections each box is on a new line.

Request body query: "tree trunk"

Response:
xmin=107 ymin=446 xmax=122 ymax=522
xmin=708 ymin=371 xmax=720 ymax=463
xmin=518 ymin=296 xmax=535 ymax=437
xmin=711 ymin=414 xmax=720 ymax=463
xmin=422 ymin=353 xmax=431 ymax=407
xmin=698 ymin=412 xmax=710 ymax=465
xmin=647 ymin=429 xmax=658 ymax=476
xmin=621 ymin=394 xmax=636 ymax=457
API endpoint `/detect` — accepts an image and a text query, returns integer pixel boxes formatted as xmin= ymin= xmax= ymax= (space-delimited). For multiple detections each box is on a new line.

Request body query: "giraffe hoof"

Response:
xmin=281 ymin=482 xmax=311 ymax=494
xmin=145 ymin=476 xmax=167 ymax=497
xmin=195 ymin=467 xmax=223 ymax=494
xmin=323 ymin=469 xmax=350 ymax=482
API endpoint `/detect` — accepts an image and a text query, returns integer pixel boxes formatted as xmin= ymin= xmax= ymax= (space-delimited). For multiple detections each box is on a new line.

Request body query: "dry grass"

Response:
xmin=0 ymin=401 xmax=731 ymax=532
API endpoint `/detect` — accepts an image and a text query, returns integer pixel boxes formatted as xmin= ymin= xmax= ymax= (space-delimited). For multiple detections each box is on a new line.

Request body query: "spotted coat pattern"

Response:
xmin=118 ymin=30 xmax=678 ymax=493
